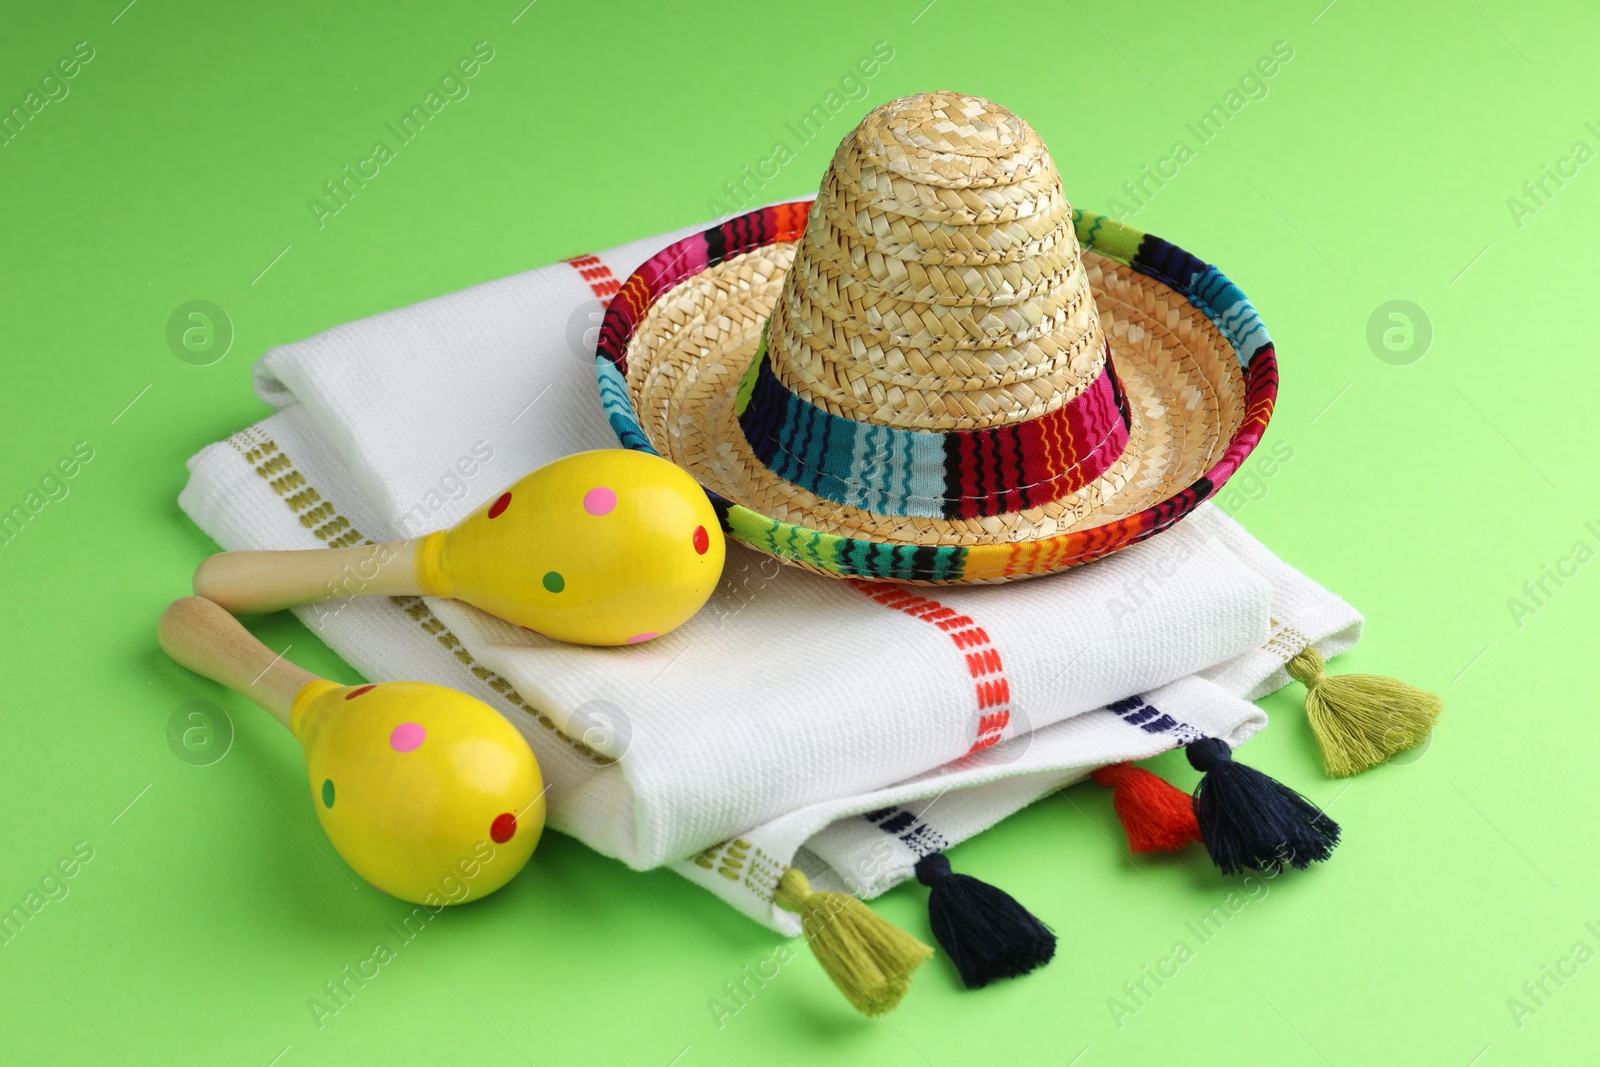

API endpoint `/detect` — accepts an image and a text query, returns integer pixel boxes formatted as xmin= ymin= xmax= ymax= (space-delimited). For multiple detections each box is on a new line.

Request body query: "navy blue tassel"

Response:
xmin=913 ymin=853 xmax=1056 ymax=989
xmin=1185 ymin=738 xmax=1341 ymax=876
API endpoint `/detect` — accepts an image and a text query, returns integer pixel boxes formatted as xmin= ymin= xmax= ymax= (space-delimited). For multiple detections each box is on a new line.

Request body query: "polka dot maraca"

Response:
xmin=159 ymin=597 xmax=544 ymax=905
xmin=299 ymin=679 xmax=541 ymax=903
xmin=195 ymin=449 xmax=726 ymax=646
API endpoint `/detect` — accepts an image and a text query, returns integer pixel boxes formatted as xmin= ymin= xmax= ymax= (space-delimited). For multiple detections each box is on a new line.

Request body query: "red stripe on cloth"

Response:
xmin=847 ymin=579 xmax=1013 ymax=754
xmin=565 ymin=255 xmax=621 ymax=308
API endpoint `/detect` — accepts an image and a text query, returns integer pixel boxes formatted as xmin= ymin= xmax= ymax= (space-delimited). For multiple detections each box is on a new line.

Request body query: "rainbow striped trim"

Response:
xmin=595 ymin=200 xmax=1277 ymax=582
xmin=734 ymin=330 xmax=1132 ymax=520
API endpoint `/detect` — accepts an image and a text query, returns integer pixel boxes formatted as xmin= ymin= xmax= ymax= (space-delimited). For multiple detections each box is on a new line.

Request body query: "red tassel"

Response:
xmin=1090 ymin=762 xmax=1203 ymax=854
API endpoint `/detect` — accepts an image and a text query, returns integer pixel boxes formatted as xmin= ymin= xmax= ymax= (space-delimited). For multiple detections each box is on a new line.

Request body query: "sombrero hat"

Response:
xmin=596 ymin=91 xmax=1277 ymax=584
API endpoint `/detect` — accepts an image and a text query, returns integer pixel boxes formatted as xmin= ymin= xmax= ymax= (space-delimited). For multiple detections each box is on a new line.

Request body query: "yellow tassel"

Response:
xmin=774 ymin=868 xmax=932 ymax=1016
xmin=1287 ymin=647 xmax=1442 ymax=778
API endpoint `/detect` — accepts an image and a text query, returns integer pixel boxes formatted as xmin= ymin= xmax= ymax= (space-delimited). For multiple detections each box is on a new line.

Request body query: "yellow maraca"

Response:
xmin=159 ymin=596 xmax=544 ymax=904
xmin=195 ymin=449 xmax=724 ymax=646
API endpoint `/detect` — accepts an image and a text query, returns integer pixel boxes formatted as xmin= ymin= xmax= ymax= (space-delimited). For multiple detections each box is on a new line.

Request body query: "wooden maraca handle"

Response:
xmin=158 ymin=596 xmax=319 ymax=729
xmin=193 ymin=541 xmax=425 ymax=615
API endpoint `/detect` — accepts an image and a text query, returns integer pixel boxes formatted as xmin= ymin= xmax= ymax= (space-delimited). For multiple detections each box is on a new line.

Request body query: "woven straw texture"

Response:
xmin=772 ymin=92 xmax=1104 ymax=431
xmin=596 ymin=94 xmax=1278 ymax=584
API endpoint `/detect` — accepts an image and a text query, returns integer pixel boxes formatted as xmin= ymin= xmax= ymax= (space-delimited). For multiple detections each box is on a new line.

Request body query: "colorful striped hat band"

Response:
xmin=596 ymin=91 xmax=1278 ymax=584
xmin=734 ymin=327 xmax=1132 ymax=520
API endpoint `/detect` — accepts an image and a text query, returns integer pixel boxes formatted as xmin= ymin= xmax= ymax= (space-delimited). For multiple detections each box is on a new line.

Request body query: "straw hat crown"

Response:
xmin=765 ymin=90 xmax=1110 ymax=433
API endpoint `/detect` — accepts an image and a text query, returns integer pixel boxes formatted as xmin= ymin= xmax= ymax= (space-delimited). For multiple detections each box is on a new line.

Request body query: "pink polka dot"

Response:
xmin=583 ymin=487 xmax=617 ymax=516
xmin=389 ymin=722 xmax=426 ymax=752
xmin=626 ymin=632 xmax=658 ymax=644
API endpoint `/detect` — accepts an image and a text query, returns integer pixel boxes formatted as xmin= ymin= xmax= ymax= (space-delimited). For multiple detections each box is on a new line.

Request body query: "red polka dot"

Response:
xmin=345 ymin=684 xmax=376 ymax=700
xmin=490 ymin=813 xmax=517 ymax=843
xmin=693 ymin=525 xmax=710 ymax=555
xmin=487 ymin=492 xmax=512 ymax=519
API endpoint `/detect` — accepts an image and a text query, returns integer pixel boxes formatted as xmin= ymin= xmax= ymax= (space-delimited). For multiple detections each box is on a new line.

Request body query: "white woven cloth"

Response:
xmin=178 ymin=216 xmax=1362 ymax=933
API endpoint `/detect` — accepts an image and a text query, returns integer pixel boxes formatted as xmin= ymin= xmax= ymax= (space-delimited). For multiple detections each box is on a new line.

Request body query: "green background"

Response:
xmin=2 ymin=0 xmax=1595 ymax=1063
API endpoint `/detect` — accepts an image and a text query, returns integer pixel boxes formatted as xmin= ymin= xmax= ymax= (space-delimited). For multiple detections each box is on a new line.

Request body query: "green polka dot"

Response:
xmin=542 ymin=571 xmax=565 ymax=593
xmin=321 ymin=779 xmax=335 ymax=808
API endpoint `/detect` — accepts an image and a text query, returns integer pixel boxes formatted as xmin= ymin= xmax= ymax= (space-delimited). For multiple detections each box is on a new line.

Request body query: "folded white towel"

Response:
xmin=178 ymin=214 xmax=1360 ymax=933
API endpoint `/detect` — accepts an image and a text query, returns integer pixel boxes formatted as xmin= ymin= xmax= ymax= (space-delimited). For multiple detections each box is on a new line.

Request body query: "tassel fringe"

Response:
xmin=1090 ymin=762 xmax=1203 ymax=853
xmin=774 ymin=868 xmax=932 ymax=1016
xmin=1185 ymin=738 xmax=1340 ymax=875
xmin=913 ymin=853 xmax=1056 ymax=989
xmin=1288 ymin=647 xmax=1442 ymax=778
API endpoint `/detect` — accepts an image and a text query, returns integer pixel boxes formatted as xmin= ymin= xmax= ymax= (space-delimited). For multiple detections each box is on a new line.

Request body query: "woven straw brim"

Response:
xmin=597 ymin=202 xmax=1277 ymax=584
